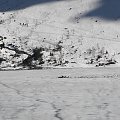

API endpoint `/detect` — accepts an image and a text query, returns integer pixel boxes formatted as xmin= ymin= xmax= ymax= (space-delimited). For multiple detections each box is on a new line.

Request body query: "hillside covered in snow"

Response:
xmin=0 ymin=0 xmax=120 ymax=69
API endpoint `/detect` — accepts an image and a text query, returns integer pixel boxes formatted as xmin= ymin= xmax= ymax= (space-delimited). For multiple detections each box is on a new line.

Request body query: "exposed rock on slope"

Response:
xmin=0 ymin=0 xmax=120 ymax=69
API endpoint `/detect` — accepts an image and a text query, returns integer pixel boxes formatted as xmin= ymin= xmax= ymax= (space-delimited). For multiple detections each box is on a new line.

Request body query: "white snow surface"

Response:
xmin=0 ymin=67 xmax=120 ymax=120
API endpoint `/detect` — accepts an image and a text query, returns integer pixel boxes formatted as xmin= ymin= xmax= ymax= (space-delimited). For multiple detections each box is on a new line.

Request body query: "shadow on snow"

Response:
xmin=0 ymin=0 xmax=67 ymax=12
xmin=76 ymin=0 xmax=120 ymax=21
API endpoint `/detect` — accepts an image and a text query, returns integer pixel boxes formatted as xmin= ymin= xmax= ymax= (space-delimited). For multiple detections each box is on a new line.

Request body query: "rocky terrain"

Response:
xmin=0 ymin=0 xmax=120 ymax=69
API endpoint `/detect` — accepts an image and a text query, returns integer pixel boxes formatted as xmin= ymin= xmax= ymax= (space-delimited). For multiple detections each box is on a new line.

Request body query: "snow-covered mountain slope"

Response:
xmin=0 ymin=0 xmax=120 ymax=69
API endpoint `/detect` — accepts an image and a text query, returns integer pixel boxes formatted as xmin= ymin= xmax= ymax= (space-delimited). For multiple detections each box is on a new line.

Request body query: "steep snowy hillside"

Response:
xmin=0 ymin=0 xmax=120 ymax=69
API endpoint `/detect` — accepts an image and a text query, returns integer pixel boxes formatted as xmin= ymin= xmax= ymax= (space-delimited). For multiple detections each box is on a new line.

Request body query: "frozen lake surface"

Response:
xmin=0 ymin=67 xmax=120 ymax=120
